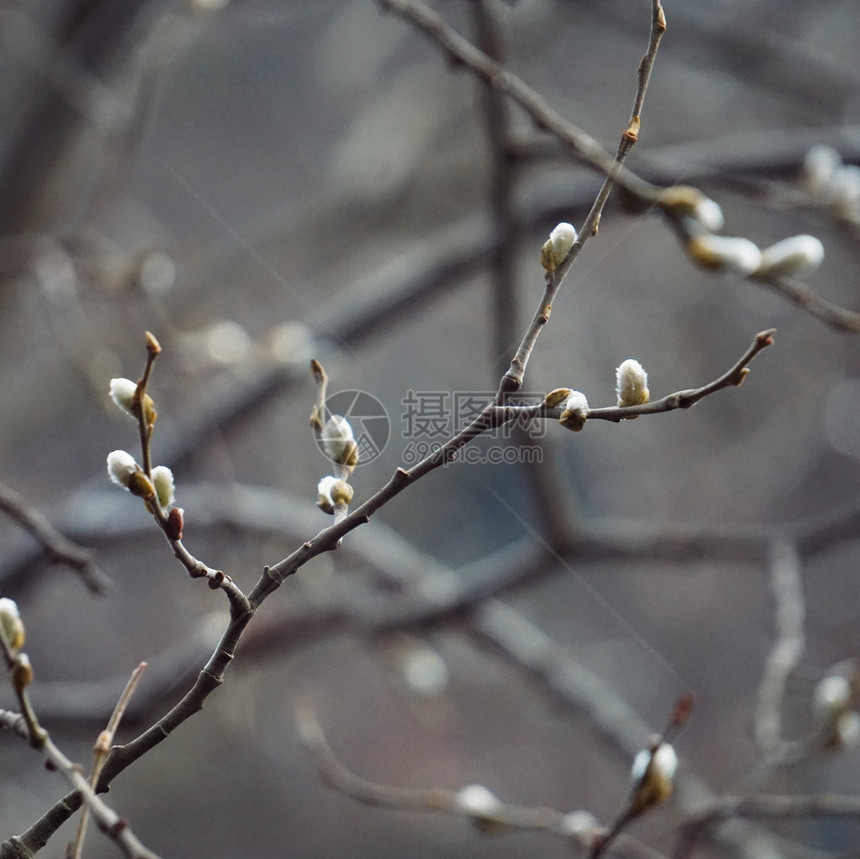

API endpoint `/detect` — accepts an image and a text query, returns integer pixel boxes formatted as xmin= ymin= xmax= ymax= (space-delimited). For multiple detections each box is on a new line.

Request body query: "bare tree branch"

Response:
xmin=295 ymin=700 xmax=668 ymax=858
xmin=0 ymin=482 xmax=108 ymax=594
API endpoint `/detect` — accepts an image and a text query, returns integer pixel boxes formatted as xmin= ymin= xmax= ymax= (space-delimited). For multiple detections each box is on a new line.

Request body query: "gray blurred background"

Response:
xmin=1 ymin=0 xmax=860 ymax=856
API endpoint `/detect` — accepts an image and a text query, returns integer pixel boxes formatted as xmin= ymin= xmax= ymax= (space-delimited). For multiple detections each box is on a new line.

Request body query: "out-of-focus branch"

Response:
xmin=0 ymin=482 xmax=108 ymax=594
xmin=673 ymin=793 xmax=860 ymax=859
xmin=755 ymin=539 xmax=806 ymax=764
xmin=377 ymin=0 xmax=657 ymax=203
xmin=749 ymin=272 xmax=860 ymax=333
xmin=295 ymin=701 xmax=667 ymax=858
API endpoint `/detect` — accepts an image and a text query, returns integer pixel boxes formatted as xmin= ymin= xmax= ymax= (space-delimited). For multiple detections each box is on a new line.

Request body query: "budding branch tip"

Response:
xmin=145 ymin=331 xmax=162 ymax=356
xmin=310 ymin=359 xmax=326 ymax=382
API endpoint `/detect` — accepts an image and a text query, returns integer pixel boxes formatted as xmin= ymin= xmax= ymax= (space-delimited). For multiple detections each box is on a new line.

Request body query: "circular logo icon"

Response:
xmin=316 ymin=390 xmax=390 ymax=466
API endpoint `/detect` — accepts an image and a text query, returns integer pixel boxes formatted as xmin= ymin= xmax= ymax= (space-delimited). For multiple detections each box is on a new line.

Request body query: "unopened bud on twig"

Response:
xmin=559 ymin=809 xmax=602 ymax=842
xmin=317 ymin=476 xmax=353 ymax=514
xmin=165 ymin=507 xmax=185 ymax=541
xmin=755 ymin=234 xmax=824 ymax=279
xmin=800 ymin=144 xmax=841 ymax=196
xmin=687 ymin=234 xmax=762 ymax=274
xmin=832 ymin=712 xmax=860 ymax=749
xmin=106 ymin=450 xmax=154 ymax=499
xmin=659 ymin=186 xmax=724 ymax=233
xmin=151 ymin=465 xmax=176 ymax=510
xmin=0 ymin=598 xmax=25 ymax=651
xmin=455 ymin=784 xmax=504 ymax=832
xmin=109 ymin=378 xmax=156 ymax=427
xmin=540 ymin=223 xmax=577 ymax=272
xmin=11 ymin=653 xmax=33 ymax=692
xmin=615 ymin=359 xmax=650 ymax=413
xmin=813 ymin=674 xmax=860 ymax=749
xmin=629 ymin=740 xmax=677 ymax=816
xmin=813 ymin=674 xmax=852 ymax=719
xmin=543 ymin=388 xmax=572 ymax=408
xmin=559 ymin=391 xmax=589 ymax=432
xmin=109 ymin=378 xmax=137 ymax=415
xmin=321 ymin=415 xmax=359 ymax=471
xmin=107 ymin=450 xmax=141 ymax=489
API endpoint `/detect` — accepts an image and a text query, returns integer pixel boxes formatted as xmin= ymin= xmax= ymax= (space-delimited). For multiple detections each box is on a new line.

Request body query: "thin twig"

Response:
xmin=39 ymin=732 xmax=161 ymax=859
xmin=0 ymin=482 xmax=109 ymax=594
xmin=585 ymin=329 xmax=776 ymax=422
xmin=749 ymin=271 xmax=860 ymax=332
xmin=754 ymin=538 xmax=806 ymax=764
xmin=0 ymin=643 xmax=159 ymax=859
xmin=69 ymin=662 xmax=148 ymax=859
xmin=294 ymin=701 xmax=667 ymax=857
xmin=257 ymin=328 xmax=776 ymax=589
xmin=674 ymin=793 xmax=860 ymax=859
xmin=378 ymin=0 xmax=657 ymax=203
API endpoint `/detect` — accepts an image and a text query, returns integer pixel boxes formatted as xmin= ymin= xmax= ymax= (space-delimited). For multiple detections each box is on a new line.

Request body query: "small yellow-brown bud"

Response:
xmin=559 ymin=391 xmax=589 ymax=432
xmin=145 ymin=331 xmax=162 ymax=356
xmin=11 ymin=653 xmax=34 ymax=692
xmin=127 ymin=471 xmax=156 ymax=500
xmin=543 ymin=388 xmax=572 ymax=408
xmin=330 ymin=479 xmax=353 ymax=506
xmin=659 ymin=186 xmax=724 ymax=233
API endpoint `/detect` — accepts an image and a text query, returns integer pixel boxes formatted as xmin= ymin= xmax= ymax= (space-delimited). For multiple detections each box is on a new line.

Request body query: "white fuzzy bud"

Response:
xmin=631 ymin=742 xmax=677 ymax=783
xmin=109 ymin=377 xmax=156 ymax=427
xmin=0 ymin=597 xmax=20 ymax=620
xmin=813 ymin=675 xmax=852 ymax=719
xmin=0 ymin=598 xmax=25 ymax=650
xmin=659 ymin=186 xmax=724 ymax=232
xmin=694 ymin=197 xmax=725 ymax=233
xmin=832 ymin=165 xmax=860 ymax=221
xmin=454 ymin=784 xmax=503 ymax=817
xmin=540 ymin=222 xmax=577 ymax=271
xmin=559 ymin=391 xmax=589 ymax=432
xmin=615 ymin=359 xmax=650 ymax=409
xmin=687 ymin=234 xmax=762 ymax=274
xmin=321 ymin=415 xmax=359 ymax=470
xmin=835 ymin=711 xmax=860 ymax=748
xmin=316 ymin=476 xmax=338 ymax=514
xmin=756 ymin=234 xmax=824 ymax=279
xmin=109 ymin=378 xmax=138 ymax=417
xmin=559 ymin=810 xmax=601 ymax=841
xmin=106 ymin=450 xmax=140 ymax=490
xmin=316 ymin=475 xmax=353 ymax=514
xmin=151 ymin=465 xmax=175 ymax=510
xmin=800 ymin=144 xmax=841 ymax=195
xmin=629 ymin=741 xmax=677 ymax=815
